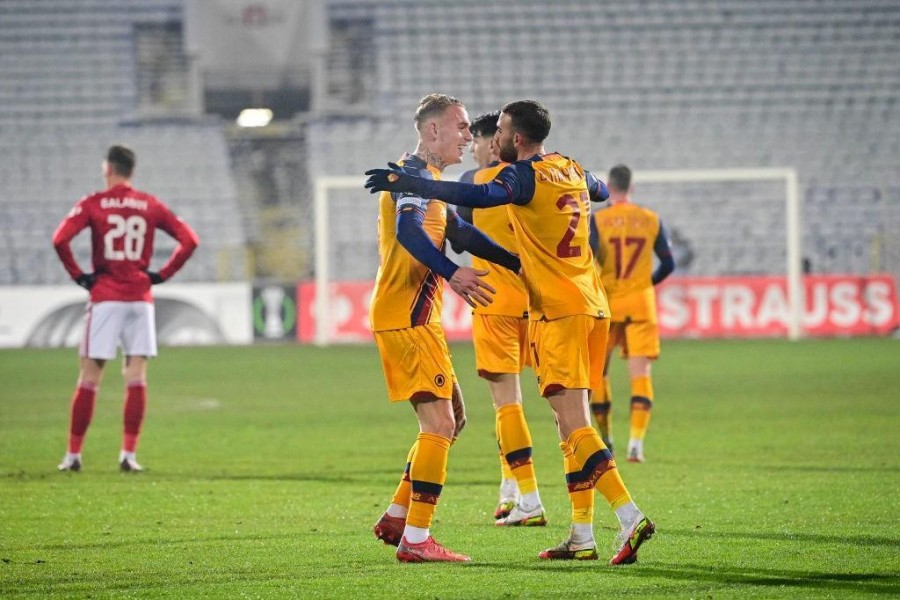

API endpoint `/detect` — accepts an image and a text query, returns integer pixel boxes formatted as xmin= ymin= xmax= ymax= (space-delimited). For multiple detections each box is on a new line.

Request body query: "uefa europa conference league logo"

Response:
xmin=253 ymin=286 xmax=297 ymax=339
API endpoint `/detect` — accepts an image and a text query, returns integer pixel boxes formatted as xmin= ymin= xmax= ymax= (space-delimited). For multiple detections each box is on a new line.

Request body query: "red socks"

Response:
xmin=123 ymin=381 xmax=147 ymax=453
xmin=68 ymin=382 xmax=97 ymax=453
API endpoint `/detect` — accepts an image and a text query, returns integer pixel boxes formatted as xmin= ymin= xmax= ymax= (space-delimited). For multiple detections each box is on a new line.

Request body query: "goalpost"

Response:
xmin=314 ymin=168 xmax=802 ymax=345
xmin=313 ymin=176 xmax=368 ymax=346
xmin=633 ymin=168 xmax=802 ymax=340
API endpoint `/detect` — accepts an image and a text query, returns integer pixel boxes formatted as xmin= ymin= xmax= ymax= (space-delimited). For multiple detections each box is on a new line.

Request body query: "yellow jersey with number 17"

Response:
xmin=504 ymin=153 xmax=609 ymax=321
xmin=593 ymin=202 xmax=661 ymax=323
xmin=369 ymin=155 xmax=448 ymax=332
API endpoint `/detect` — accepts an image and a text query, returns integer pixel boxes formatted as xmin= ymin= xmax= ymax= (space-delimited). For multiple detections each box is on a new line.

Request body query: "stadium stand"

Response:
xmin=314 ymin=0 xmax=900 ymax=280
xmin=0 ymin=0 xmax=897 ymax=284
xmin=0 ymin=0 xmax=245 ymax=284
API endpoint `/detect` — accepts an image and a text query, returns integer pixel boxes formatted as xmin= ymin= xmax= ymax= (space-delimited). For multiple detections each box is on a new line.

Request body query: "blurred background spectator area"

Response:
xmin=0 ymin=0 xmax=897 ymax=287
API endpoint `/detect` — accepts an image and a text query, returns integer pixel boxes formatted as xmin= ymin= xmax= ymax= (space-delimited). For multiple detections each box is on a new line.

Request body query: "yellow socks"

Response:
xmin=496 ymin=412 xmax=515 ymax=480
xmin=567 ymin=427 xmax=632 ymax=510
xmin=406 ymin=432 xmax=451 ymax=529
xmin=561 ymin=442 xmax=593 ymax=524
xmin=389 ymin=442 xmax=416 ymax=509
xmin=497 ymin=403 xmax=538 ymax=495
xmin=590 ymin=376 xmax=613 ymax=443
xmin=629 ymin=376 xmax=654 ymax=441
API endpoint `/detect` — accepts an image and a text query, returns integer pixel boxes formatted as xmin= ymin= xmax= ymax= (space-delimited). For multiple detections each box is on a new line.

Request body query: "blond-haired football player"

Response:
xmin=590 ymin=164 xmax=675 ymax=463
xmin=369 ymin=94 xmax=522 ymax=563
xmin=366 ymin=100 xmax=654 ymax=565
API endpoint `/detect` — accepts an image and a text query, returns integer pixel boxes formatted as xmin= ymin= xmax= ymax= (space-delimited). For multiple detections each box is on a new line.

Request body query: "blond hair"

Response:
xmin=413 ymin=93 xmax=465 ymax=131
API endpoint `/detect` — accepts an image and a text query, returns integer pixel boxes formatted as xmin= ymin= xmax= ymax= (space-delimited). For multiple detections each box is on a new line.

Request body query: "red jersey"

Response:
xmin=52 ymin=183 xmax=199 ymax=303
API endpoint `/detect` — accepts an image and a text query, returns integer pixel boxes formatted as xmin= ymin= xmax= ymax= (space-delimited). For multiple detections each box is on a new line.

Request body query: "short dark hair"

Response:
xmin=470 ymin=111 xmax=500 ymax=138
xmin=608 ymin=164 xmax=632 ymax=192
xmin=414 ymin=93 xmax=465 ymax=131
xmin=106 ymin=145 xmax=136 ymax=177
xmin=500 ymin=100 xmax=551 ymax=144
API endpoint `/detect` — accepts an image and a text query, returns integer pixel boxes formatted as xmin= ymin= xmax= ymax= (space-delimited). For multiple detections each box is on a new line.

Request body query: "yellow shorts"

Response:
xmin=529 ymin=315 xmax=609 ymax=397
xmin=472 ymin=314 xmax=531 ymax=376
xmin=609 ymin=319 xmax=660 ymax=359
xmin=374 ymin=322 xmax=456 ymax=402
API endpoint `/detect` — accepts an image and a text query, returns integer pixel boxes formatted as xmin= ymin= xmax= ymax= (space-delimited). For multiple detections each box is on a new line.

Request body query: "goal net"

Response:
xmin=313 ymin=169 xmax=801 ymax=345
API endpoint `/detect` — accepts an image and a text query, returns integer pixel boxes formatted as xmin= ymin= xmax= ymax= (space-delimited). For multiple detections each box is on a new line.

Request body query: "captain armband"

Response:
xmin=395 ymin=194 xmax=429 ymax=212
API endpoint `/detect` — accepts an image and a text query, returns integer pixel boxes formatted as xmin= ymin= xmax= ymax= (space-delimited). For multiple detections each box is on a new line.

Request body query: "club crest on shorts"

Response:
xmin=434 ymin=374 xmax=446 ymax=387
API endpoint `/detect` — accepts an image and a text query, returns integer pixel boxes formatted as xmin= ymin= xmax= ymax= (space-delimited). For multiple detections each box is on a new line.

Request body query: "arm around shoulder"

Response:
xmin=366 ymin=162 xmax=516 ymax=208
xmin=446 ymin=211 xmax=520 ymax=274
xmin=396 ymin=207 xmax=459 ymax=281
xmin=651 ymin=222 xmax=675 ymax=285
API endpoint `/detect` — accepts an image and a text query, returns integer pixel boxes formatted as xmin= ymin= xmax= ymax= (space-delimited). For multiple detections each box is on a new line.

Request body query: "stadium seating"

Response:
xmin=0 ymin=0 xmax=246 ymax=284
xmin=0 ymin=0 xmax=896 ymax=284
xmin=316 ymin=0 xmax=900 ymax=281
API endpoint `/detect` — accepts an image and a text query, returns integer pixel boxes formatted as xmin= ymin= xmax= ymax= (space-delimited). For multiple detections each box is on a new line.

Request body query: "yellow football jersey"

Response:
xmin=369 ymin=156 xmax=448 ymax=332
xmin=471 ymin=162 xmax=527 ymax=317
xmin=506 ymin=153 xmax=609 ymax=321
xmin=592 ymin=203 xmax=661 ymax=322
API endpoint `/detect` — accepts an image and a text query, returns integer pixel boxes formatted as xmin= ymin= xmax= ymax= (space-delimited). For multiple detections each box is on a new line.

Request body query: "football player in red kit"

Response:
xmin=52 ymin=145 xmax=199 ymax=472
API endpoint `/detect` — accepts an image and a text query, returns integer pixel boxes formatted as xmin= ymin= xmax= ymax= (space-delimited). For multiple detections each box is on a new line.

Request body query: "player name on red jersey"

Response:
xmin=100 ymin=197 xmax=149 ymax=210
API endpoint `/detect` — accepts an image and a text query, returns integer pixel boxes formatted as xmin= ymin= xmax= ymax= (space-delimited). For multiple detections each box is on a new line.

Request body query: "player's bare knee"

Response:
xmin=78 ymin=358 xmax=105 ymax=385
xmin=419 ymin=416 xmax=455 ymax=439
xmin=122 ymin=356 xmax=148 ymax=383
xmin=628 ymin=357 xmax=652 ymax=378
xmin=412 ymin=395 xmax=456 ymax=439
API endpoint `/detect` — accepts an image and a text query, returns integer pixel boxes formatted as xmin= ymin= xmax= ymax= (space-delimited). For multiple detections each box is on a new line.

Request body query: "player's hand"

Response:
xmin=364 ymin=162 xmax=417 ymax=194
xmin=449 ymin=267 xmax=495 ymax=308
xmin=145 ymin=271 xmax=164 ymax=285
xmin=74 ymin=273 xmax=95 ymax=290
xmin=450 ymin=383 xmax=467 ymax=442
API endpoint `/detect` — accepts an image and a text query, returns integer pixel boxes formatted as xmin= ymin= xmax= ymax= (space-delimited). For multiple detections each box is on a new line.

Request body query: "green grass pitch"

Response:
xmin=1 ymin=338 xmax=898 ymax=598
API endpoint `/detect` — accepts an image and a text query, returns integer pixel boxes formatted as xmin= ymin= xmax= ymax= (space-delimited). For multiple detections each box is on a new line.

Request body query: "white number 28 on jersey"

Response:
xmin=104 ymin=215 xmax=147 ymax=261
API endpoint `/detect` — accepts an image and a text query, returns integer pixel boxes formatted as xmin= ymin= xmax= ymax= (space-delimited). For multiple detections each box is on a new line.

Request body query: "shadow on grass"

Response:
xmin=661 ymin=526 xmax=900 ymax=550
xmin=8 ymin=536 xmax=899 ymax=596
xmin=6 ymin=559 xmax=898 ymax=597
xmin=631 ymin=561 xmax=899 ymax=596
xmin=464 ymin=560 xmax=899 ymax=595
